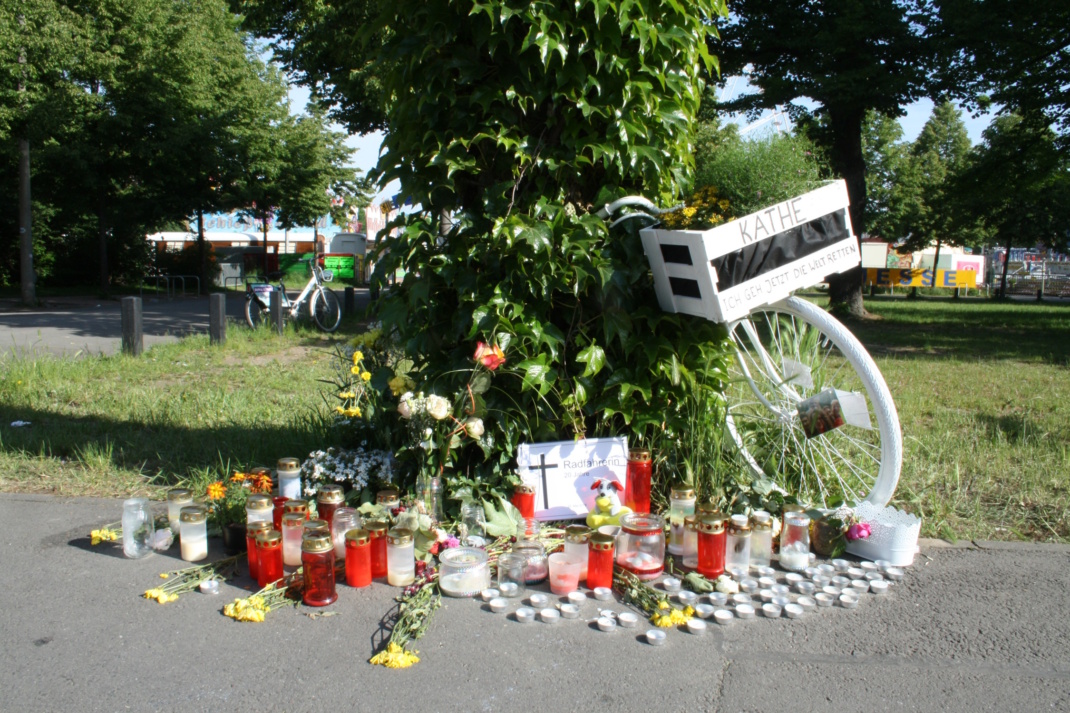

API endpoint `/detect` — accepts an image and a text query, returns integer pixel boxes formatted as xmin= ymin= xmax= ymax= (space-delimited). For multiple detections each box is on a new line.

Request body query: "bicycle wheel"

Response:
xmin=725 ymin=296 xmax=902 ymax=508
xmin=245 ymin=295 xmax=269 ymax=329
xmin=310 ymin=287 xmax=341 ymax=332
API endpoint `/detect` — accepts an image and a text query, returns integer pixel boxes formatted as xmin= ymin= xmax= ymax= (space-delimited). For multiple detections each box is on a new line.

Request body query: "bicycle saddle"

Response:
xmin=263 ymin=271 xmax=286 ymax=282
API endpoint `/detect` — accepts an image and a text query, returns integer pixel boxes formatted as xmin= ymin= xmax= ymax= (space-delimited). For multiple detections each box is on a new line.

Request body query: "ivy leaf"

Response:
xmin=482 ymin=495 xmax=520 ymax=537
xmin=576 ymin=343 xmax=606 ymax=377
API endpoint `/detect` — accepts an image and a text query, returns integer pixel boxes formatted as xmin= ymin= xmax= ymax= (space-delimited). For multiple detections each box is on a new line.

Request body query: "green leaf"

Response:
xmin=576 ymin=343 xmax=606 ymax=377
xmin=482 ymin=495 xmax=520 ymax=537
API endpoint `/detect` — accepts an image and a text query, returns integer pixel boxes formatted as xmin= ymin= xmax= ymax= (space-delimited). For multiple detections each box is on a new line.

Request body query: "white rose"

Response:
xmin=426 ymin=394 xmax=451 ymax=420
xmin=464 ymin=417 xmax=485 ymax=438
xmin=715 ymin=575 xmax=739 ymax=594
xmin=397 ymin=392 xmax=414 ymax=419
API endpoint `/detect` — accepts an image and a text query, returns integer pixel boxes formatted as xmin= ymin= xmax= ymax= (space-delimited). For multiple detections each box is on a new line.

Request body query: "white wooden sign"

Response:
xmin=516 ymin=437 xmax=628 ymax=521
xmin=640 ymin=180 xmax=861 ymax=323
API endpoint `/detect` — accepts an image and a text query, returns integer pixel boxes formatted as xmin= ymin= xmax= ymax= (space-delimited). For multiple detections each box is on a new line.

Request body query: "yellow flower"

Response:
xmin=91 ymin=530 xmax=103 ymax=546
xmin=352 ymin=351 xmax=364 ymax=365
xmin=206 ymin=482 xmax=226 ymax=500
xmin=387 ymin=375 xmax=414 ymax=396
xmin=650 ymin=613 xmax=675 ymax=628
xmin=669 ymin=608 xmax=690 ymax=626
xmin=370 ymin=642 xmax=420 ymax=669
xmin=343 ymin=407 xmax=362 ymax=418
xmin=360 ymin=371 xmax=371 ymax=382
xmin=338 ymin=391 xmax=355 ymax=400
xmin=231 ymin=471 xmax=247 ymax=483
xmin=143 ymin=588 xmax=163 ymax=599
xmin=350 ymin=366 xmax=362 ymax=375
xmin=156 ymin=593 xmax=178 ymax=604
xmin=159 ymin=573 xmax=169 ymax=579
xmin=334 ymin=406 xmax=346 ymax=415
xmin=658 ymin=600 xmax=670 ymax=610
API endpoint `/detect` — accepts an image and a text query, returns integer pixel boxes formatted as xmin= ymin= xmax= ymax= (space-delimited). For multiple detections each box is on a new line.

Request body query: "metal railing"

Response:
xmin=140 ymin=273 xmax=201 ymax=299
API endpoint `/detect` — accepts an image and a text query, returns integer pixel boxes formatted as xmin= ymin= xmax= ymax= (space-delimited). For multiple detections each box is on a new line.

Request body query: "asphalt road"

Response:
xmin=2 ymin=492 xmax=1068 ymax=713
xmin=0 ymin=289 xmax=369 ymax=358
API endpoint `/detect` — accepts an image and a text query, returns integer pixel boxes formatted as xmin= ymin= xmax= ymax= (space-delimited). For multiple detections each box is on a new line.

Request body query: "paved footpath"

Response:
xmin=1 ymin=493 xmax=1068 ymax=712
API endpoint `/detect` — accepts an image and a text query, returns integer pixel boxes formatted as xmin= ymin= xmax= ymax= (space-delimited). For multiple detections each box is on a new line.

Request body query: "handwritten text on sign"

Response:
xmin=516 ymin=438 xmax=628 ymax=521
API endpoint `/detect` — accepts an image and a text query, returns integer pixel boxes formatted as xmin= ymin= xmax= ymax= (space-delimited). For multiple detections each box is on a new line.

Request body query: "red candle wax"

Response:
xmin=301 ymin=536 xmax=338 ymax=607
xmin=256 ymin=530 xmax=284 ymax=588
xmin=366 ymin=521 xmax=389 ymax=578
xmin=345 ymin=529 xmax=372 ymax=588
xmin=586 ymin=533 xmax=615 ymax=590
xmin=272 ymin=496 xmax=288 ymax=531
xmin=511 ymin=485 xmax=535 ymax=519
xmin=697 ymin=513 xmax=728 ymax=580
xmin=246 ymin=522 xmax=271 ymax=581
xmin=624 ymin=449 xmax=652 ymax=514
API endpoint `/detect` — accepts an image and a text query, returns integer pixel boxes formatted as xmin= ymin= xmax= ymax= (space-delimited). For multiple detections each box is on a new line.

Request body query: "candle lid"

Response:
xmin=283 ymin=499 xmax=308 ymax=513
xmin=345 ymin=528 xmax=370 ymax=546
xmin=281 ymin=512 xmax=305 ymax=527
xmin=627 ymin=448 xmax=651 ymax=462
xmin=728 ymin=514 xmax=751 ymax=533
xmin=249 ymin=466 xmax=271 ymax=478
xmin=684 ymin=514 xmax=699 ymax=531
xmin=303 ymin=519 xmax=330 ymax=536
xmin=364 ymin=520 xmax=389 ymax=536
xmin=696 ymin=501 xmax=719 ymax=514
xmin=514 ymin=483 xmax=535 ymax=495
xmin=317 ymin=485 xmax=345 ymax=504
xmin=179 ymin=505 xmax=207 ymax=523
xmin=697 ymin=512 xmax=727 ymax=534
xmin=376 ymin=488 xmax=400 ymax=505
xmin=565 ymin=524 xmax=591 ymax=544
xmin=301 ymin=534 xmax=333 ymax=553
xmin=256 ymin=529 xmax=282 ymax=546
xmin=167 ymin=488 xmax=193 ymax=503
xmin=750 ymin=511 xmax=772 ymax=530
xmin=246 ymin=494 xmax=273 ymax=511
xmin=246 ymin=520 xmax=272 ymax=536
xmin=670 ymin=485 xmax=696 ymax=500
xmin=388 ymin=528 xmax=414 ymax=546
xmin=276 ymin=457 xmax=300 ymax=471
xmin=439 ymin=546 xmax=489 ymax=571
xmin=589 ymin=532 xmax=615 ymax=551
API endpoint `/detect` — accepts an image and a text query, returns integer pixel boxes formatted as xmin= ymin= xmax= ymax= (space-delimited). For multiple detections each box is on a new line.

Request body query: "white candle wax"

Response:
xmin=181 ymin=534 xmax=207 ymax=562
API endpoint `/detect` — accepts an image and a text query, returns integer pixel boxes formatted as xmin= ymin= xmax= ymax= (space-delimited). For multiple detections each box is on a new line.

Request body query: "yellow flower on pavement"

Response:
xmin=370 ymin=642 xmax=420 ymax=669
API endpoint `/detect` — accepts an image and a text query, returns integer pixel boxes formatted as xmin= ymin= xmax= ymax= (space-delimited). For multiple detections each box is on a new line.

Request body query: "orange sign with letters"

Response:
xmin=866 ymin=268 xmax=977 ymax=289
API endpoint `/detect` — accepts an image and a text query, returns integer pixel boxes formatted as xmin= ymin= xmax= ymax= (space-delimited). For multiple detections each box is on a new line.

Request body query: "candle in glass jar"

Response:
xmin=725 ymin=514 xmax=751 ymax=570
xmin=586 ymin=532 xmax=615 ymax=590
xmin=245 ymin=494 xmax=273 ymax=526
xmin=511 ymin=484 xmax=536 ymax=520
xmin=245 ymin=521 xmax=271 ymax=580
xmin=179 ymin=506 xmax=208 ymax=562
xmin=386 ymin=528 xmax=415 ymax=587
xmin=779 ymin=512 xmax=812 ymax=571
xmin=331 ymin=507 xmax=360 ymax=559
xmin=376 ymin=488 xmax=400 ymax=510
xmin=696 ymin=512 xmax=727 ymax=579
xmin=276 ymin=457 xmax=302 ymax=500
xmin=283 ymin=499 xmax=309 ymax=520
xmin=281 ymin=512 xmax=305 ymax=566
xmin=316 ymin=485 xmax=345 ymax=529
xmin=615 ymin=512 xmax=665 ymax=580
xmin=563 ymin=525 xmax=591 ymax=580
xmin=547 ymin=552 xmax=583 ymax=595
xmin=624 ymin=449 xmax=652 ymax=514
xmin=166 ymin=488 xmax=193 ymax=536
xmin=255 ymin=529 xmax=283 ymax=587
xmin=366 ymin=520 xmax=389 ymax=578
xmin=683 ymin=515 xmax=699 ymax=569
xmin=303 ymin=519 xmax=330 ymax=539
xmin=667 ymin=485 xmax=697 ymax=555
xmin=345 ymin=528 xmax=372 ymax=588
xmin=272 ymin=495 xmax=288 ymax=531
xmin=749 ymin=511 xmax=773 ymax=568
xmin=301 ymin=534 xmax=338 ymax=606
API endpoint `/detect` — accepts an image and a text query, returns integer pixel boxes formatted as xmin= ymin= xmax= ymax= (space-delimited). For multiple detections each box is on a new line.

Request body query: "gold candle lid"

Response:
xmin=684 ymin=514 xmax=699 ymax=531
xmin=345 ymin=528 xmax=370 ymax=546
xmin=281 ymin=512 xmax=305 ymax=528
xmin=589 ymin=532 xmax=615 ymax=551
xmin=302 ymin=534 xmax=333 ymax=553
xmin=246 ymin=520 xmax=272 ymax=536
xmin=256 ymin=529 xmax=282 ymax=546
xmin=364 ymin=520 xmax=389 ymax=537
xmin=565 ymin=524 xmax=591 ymax=544
xmin=376 ymin=488 xmax=400 ymax=505
xmin=246 ymin=494 xmax=273 ymax=511
xmin=696 ymin=501 xmax=719 ymax=514
xmin=277 ymin=457 xmax=300 ymax=471
xmin=303 ymin=519 xmax=330 ymax=536
xmin=697 ymin=512 xmax=727 ymax=534
xmin=628 ymin=448 xmax=651 ymax=462
xmin=167 ymin=488 xmax=193 ymax=503
xmin=179 ymin=505 xmax=207 ymax=523
xmin=388 ymin=528 xmax=414 ymax=546
xmin=514 ymin=483 xmax=535 ymax=495
xmin=317 ymin=485 xmax=345 ymax=504
xmin=670 ymin=485 xmax=696 ymax=500
xmin=750 ymin=511 xmax=772 ymax=530
xmin=728 ymin=514 xmax=751 ymax=533
xmin=283 ymin=499 xmax=309 ymax=514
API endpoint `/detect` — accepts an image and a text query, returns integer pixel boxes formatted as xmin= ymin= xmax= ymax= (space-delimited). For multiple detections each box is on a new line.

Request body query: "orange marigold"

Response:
xmin=206 ymin=482 xmax=227 ymax=500
xmin=251 ymin=474 xmax=273 ymax=494
xmin=231 ymin=471 xmax=247 ymax=483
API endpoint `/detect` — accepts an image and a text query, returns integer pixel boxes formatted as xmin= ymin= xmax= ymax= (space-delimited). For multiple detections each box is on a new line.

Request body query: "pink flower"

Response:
xmin=445 ymin=535 xmax=460 ymax=549
xmin=474 ymin=342 xmax=506 ymax=371
xmin=846 ymin=523 xmax=871 ymax=541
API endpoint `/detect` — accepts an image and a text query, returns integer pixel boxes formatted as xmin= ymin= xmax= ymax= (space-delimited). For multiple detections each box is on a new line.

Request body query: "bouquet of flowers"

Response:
xmin=300 ymin=447 xmax=395 ymax=497
xmin=812 ymin=506 xmax=871 ymax=557
xmin=203 ymin=469 xmax=273 ymax=529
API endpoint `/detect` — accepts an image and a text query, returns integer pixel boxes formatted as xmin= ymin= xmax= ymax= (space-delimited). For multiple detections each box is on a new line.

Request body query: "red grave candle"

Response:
xmin=245 ymin=521 xmax=271 ymax=581
xmin=272 ymin=496 xmax=288 ymax=532
xmin=511 ymin=484 xmax=535 ymax=520
xmin=255 ymin=529 xmax=284 ymax=588
xmin=301 ymin=535 xmax=338 ymax=607
xmin=696 ymin=512 xmax=728 ymax=580
xmin=316 ymin=485 xmax=344 ymax=530
xmin=624 ymin=449 xmax=652 ymax=514
xmin=586 ymin=532 xmax=615 ymax=590
xmin=366 ymin=520 xmax=389 ymax=579
xmin=345 ymin=528 xmax=372 ymax=588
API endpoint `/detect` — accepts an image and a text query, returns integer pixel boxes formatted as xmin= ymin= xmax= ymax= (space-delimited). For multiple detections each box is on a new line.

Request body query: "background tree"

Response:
xmin=714 ymin=0 xmax=934 ymax=316
xmin=861 ymin=111 xmax=910 ymax=242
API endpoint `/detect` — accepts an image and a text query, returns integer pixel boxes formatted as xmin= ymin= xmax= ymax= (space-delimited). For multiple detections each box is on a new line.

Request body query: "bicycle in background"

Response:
xmin=245 ymin=258 xmax=342 ymax=333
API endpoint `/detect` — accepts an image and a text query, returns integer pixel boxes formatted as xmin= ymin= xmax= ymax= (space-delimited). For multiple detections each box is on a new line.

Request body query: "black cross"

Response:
xmin=528 ymin=454 xmax=559 ymax=510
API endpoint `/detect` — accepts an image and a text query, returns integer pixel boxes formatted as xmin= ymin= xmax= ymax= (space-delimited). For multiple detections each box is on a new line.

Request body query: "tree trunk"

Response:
xmin=262 ymin=210 xmax=269 ymax=275
xmin=18 ymin=137 xmax=34 ymax=306
xmin=824 ymin=105 xmax=868 ymax=317
xmin=197 ymin=209 xmax=207 ymax=295
xmin=98 ymin=194 xmax=110 ymax=295
xmin=998 ymin=236 xmax=1012 ymax=298
xmin=931 ymin=237 xmax=943 ymax=292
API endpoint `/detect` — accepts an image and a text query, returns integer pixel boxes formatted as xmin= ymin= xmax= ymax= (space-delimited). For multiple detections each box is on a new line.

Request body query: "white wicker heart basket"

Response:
xmin=844 ymin=501 xmax=922 ymax=566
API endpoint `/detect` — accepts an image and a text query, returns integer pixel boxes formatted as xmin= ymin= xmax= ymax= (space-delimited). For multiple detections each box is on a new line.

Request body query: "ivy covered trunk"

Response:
xmin=366 ymin=0 xmax=733 ymax=493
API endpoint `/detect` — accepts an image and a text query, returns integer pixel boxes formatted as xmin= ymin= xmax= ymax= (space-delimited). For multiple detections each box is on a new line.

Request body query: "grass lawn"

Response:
xmin=0 ymin=293 xmax=1067 ymax=543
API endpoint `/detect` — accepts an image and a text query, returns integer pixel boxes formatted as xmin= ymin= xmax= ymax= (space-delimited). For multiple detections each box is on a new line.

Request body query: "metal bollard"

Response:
xmin=270 ymin=289 xmax=284 ymax=335
xmin=344 ymin=287 xmax=355 ymax=315
xmin=121 ymin=296 xmax=143 ymax=356
xmin=209 ymin=293 xmax=226 ymax=346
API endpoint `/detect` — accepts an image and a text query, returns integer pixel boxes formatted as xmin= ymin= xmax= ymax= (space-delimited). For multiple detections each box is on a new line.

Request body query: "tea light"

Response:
xmin=812 ymin=575 xmax=831 ymax=588
xmin=850 ymin=580 xmax=870 ymax=594
xmin=677 ymin=590 xmax=698 ymax=607
xmin=708 ymin=592 xmax=728 ymax=607
xmin=560 ymin=603 xmax=580 ymax=618
xmin=731 ymin=593 xmax=752 ymax=605
xmin=728 ymin=565 xmax=749 ymax=581
xmin=796 ymin=595 xmax=816 ymax=611
xmin=839 ymin=593 xmax=860 ymax=609
xmin=783 ymin=603 xmax=804 ymax=619
xmin=529 ymin=593 xmax=549 ymax=608
xmin=772 ymin=595 xmax=791 ymax=609
xmin=694 ymin=603 xmax=715 ymax=619
xmin=784 ymin=572 xmax=805 ymax=586
xmin=740 ymin=578 xmax=759 ymax=593
xmin=831 ymin=575 xmax=851 ymax=588
xmin=540 ymin=608 xmax=560 ymax=624
xmin=661 ymin=577 xmax=682 ymax=593
xmin=515 ymin=606 xmax=536 ymax=623
xmin=804 ymin=566 xmax=820 ymax=578
xmin=884 ymin=567 xmax=904 ymax=582
xmin=779 ymin=547 xmax=811 ymax=572
xmin=758 ymin=576 xmax=777 ymax=589
xmin=814 ymin=592 xmax=834 ymax=607
xmin=481 ymin=588 xmax=500 ymax=601
xmin=713 ymin=609 xmax=734 ymax=625
xmin=645 ymin=629 xmax=667 ymax=646
xmin=597 ymin=616 xmax=616 ymax=632
xmin=860 ymin=561 xmax=879 ymax=573
xmin=864 ymin=571 xmax=884 ymax=582
xmin=489 ymin=597 xmax=508 ymax=613
xmin=617 ymin=612 xmax=639 ymax=628
xmin=199 ymin=580 xmax=220 ymax=595
xmin=818 ymin=563 xmax=836 ymax=576
xmin=593 ymin=586 xmax=614 ymax=601
xmin=822 ymin=585 xmax=842 ymax=597
xmin=758 ymin=589 xmax=775 ymax=602
xmin=869 ymin=580 xmax=890 ymax=595
xmin=687 ymin=618 xmax=707 ymax=635
xmin=756 ymin=566 xmax=777 ymax=578
xmin=567 ymin=591 xmax=587 ymax=605
xmin=762 ymin=602 xmax=782 ymax=618
xmin=499 ymin=582 xmax=520 ymax=598
xmin=795 ymin=581 xmax=816 ymax=596
xmin=874 ymin=559 xmax=892 ymax=570
xmin=831 ymin=559 xmax=850 ymax=572
xmin=735 ymin=603 xmax=756 ymax=619
xmin=771 ymin=584 xmax=790 ymax=597
xmin=599 ymin=609 xmax=617 ymax=620
xmin=846 ymin=567 xmax=865 ymax=580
